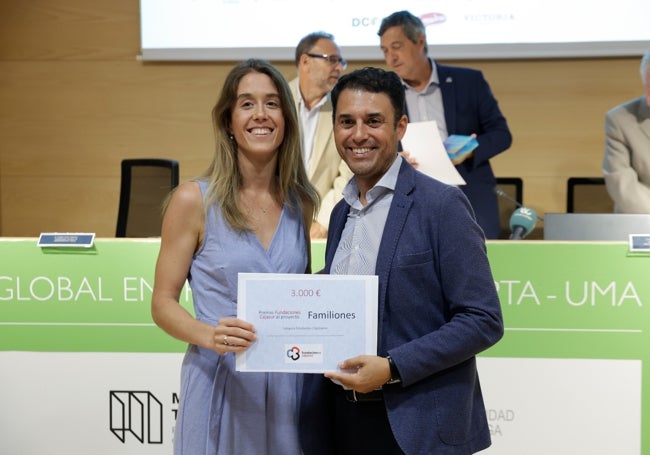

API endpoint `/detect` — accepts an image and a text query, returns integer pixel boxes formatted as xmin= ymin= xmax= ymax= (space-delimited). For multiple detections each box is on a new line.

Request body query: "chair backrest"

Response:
xmin=116 ymin=158 xmax=179 ymax=237
xmin=495 ymin=177 xmax=523 ymax=239
xmin=566 ymin=177 xmax=614 ymax=213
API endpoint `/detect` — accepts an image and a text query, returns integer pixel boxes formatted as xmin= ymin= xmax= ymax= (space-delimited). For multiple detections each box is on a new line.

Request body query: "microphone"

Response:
xmin=509 ymin=207 xmax=537 ymax=240
xmin=494 ymin=186 xmax=522 ymax=208
xmin=494 ymin=185 xmax=544 ymax=222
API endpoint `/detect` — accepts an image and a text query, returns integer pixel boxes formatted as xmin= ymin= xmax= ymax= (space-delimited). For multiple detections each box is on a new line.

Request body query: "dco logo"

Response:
xmin=351 ymin=17 xmax=380 ymax=27
xmin=287 ymin=346 xmax=301 ymax=361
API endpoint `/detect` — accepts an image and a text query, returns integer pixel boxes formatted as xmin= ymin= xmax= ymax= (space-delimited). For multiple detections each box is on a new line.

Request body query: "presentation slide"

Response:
xmin=139 ymin=0 xmax=650 ymax=61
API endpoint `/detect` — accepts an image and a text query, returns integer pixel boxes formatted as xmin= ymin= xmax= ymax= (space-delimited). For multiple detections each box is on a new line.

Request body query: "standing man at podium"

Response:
xmin=377 ymin=10 xmax=512 ymax=239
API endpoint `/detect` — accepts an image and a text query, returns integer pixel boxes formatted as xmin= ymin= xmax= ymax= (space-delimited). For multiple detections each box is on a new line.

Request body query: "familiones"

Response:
xmin=151 ymin=59 xmax=319 ymax=454
xmin=602 ymin=48 xmax=650 ymax=212
xmin=299 ymin=67 xmax=504 ymax=454
xmin=378 ymin=10 xmax=512 ymax=239
xmin=290 ymin=31 xmax=353 ymax=238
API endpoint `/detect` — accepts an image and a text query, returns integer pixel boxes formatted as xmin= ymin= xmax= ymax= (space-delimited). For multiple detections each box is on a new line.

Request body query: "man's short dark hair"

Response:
xmin=377 ymin=10 xmax=428 ymax=55
xmin=331 ymin=67 xmax=405 ymax=126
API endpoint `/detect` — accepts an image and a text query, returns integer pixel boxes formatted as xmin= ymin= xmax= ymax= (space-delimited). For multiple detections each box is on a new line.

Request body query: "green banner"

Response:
xmin=0 ymin=239 xmax=190 ymax=352
xmin=1 ymin=239 xmax=649 ymax=359
xmin=2 ymin=238 xmax=648 ymax=452
xmin=485 ymin=242 xmax=649 ymax=361
xmin=0 ymin=239 xmax=650 ymax=359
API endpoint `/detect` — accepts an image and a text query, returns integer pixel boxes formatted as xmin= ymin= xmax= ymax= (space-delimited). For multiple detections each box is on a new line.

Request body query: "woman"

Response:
xmin=151 ymin=59 xmax=319 ymax=454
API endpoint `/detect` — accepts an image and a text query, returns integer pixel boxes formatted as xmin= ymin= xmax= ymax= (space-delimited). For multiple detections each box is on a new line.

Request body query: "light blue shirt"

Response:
xmin=331 ymin=155 xmax=403 ymax=275
xmin=403 ymin=59 xmax=448 ymax=140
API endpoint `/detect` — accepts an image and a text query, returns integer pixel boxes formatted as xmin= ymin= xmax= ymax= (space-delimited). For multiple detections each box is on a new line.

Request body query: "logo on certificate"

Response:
xmin=285 ymin=344 xmax=323 ymax=363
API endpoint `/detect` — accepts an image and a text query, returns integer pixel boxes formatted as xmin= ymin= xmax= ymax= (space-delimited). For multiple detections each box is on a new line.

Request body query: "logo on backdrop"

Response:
xmin=109 ymin=391 xmax=164 ymax=444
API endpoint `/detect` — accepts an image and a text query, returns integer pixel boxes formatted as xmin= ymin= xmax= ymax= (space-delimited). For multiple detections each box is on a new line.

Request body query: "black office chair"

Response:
xmin=566 ymin=177 xmax=614 ymax=213
xmin=495 ymin=177 xmax=523 ymax=239
xmin=116 ymin=158 xmax=179 ymax=237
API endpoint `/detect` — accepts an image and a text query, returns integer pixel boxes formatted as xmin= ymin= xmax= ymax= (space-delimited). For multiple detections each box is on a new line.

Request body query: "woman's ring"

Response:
xmin=223 ymin=335 xmax=230 ymax=346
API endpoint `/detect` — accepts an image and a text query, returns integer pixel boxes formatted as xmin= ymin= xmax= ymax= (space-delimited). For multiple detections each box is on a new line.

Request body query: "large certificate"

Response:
xmin=236 ymin=273 xmax=378 ymax=373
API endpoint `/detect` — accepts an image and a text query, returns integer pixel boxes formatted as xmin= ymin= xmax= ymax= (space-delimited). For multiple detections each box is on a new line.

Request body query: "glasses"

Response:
xmin=306 ymin=53 xmax=348 ymax=70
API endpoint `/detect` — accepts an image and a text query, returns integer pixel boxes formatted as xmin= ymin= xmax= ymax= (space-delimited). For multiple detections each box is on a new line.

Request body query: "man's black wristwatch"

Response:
xmin=386 ymin=355 xmax=402 ymax=384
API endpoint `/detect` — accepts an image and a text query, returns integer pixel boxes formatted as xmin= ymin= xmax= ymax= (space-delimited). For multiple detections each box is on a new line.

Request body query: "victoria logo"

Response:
xmin=287 ymin=346 xmax=301 ymax=361
xmin=109 ymin=391 xmax=163 ymax=444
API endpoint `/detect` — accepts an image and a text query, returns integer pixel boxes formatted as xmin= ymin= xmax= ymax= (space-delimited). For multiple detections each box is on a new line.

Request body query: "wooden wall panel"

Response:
xmin=0 ymin=0 xmax=646 ymax=236
xmin=0 ymin=0 xmax=139 ymax=60
xmin=2 ymin=176 xmax=118 ymax=235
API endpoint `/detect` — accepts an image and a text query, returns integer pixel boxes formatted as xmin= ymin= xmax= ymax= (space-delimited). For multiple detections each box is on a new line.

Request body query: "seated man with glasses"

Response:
xmin=306 ymin=52 xmax=348 ymax=70
xmin=289 ymin=31 xmax=353 ymax=240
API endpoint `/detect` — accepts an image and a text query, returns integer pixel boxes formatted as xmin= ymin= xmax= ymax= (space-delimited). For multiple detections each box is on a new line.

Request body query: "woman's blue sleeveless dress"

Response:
xmin=173 ymin=180 xmax=307 ymax=454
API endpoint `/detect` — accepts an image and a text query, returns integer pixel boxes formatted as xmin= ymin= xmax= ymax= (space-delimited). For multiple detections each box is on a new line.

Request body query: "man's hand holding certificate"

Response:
xmin=236 ymin=273 xmax=378 ymax=373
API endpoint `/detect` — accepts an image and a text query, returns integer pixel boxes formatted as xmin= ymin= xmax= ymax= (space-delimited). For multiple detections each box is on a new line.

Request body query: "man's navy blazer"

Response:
xmin=408 ymin=63 xmax=512 ymax=239
xmin=300 ymin=160 xmax=504 ymax=455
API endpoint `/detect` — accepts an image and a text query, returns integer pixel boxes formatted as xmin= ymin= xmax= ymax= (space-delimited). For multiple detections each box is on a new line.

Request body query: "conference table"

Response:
xmin=1 ymin=238 xmax=648 ymax=454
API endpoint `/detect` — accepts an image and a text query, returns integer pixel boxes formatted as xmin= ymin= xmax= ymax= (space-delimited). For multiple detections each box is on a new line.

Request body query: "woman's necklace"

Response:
xmin=239 ymin=192 xmax=276 ymax=218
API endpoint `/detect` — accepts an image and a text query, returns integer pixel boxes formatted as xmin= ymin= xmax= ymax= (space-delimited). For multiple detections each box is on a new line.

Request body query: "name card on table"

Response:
xmin=629 ymin=234 xmax=650 ymax=253
xmin=37 ymin=232 xmax=95 ymax=248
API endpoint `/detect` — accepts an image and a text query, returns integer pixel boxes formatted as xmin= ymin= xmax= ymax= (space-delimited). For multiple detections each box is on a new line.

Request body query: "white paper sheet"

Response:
xmin=400 ymin=120 xmax=466 ymax=185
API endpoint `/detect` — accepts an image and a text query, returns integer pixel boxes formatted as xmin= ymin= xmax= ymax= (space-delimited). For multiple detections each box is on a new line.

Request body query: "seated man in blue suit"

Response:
xmin=299 ymin=67 xmax=504 ymax=455
xmin=378 ymin=10 xmax=513 ymax=239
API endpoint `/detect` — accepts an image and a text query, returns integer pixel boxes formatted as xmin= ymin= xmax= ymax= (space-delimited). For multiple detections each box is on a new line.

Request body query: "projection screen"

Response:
xmin=139 ymin=0 xmax=650 ymax=61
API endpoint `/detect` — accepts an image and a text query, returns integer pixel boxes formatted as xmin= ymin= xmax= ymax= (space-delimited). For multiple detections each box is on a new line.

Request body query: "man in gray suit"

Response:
xmin=603 ymin=48 xmax=650 ymax=213
xmin=290 ymin=32 xmax=353 ymax=238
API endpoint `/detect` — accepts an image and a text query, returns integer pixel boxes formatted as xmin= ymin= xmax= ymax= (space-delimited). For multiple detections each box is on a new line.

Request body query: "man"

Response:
xmin=378 ymin=10 xmax=512 ymax=239
xmin=602 ymin=48 xmax=650 ymax=212
xmin=299 ymin=67 xmax=504 ymax=455
xmin=290 ymin=32 xmax=353 ymax=238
